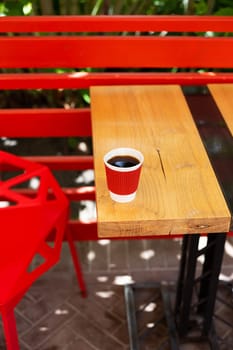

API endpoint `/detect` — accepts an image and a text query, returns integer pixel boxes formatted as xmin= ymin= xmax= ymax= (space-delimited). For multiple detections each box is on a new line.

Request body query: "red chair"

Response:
xmin=0 ymin=151 xmax=69 ymax=350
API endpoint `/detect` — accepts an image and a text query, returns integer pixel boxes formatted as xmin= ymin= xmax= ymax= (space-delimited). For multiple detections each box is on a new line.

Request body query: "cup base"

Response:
xmin=110 ymin=191 xmax=136 ymax=203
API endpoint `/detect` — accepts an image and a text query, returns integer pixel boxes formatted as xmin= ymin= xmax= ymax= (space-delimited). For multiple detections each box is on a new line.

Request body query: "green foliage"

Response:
xmin=0 ymin=0 xmax=232 ymax=16
xmin=0 ymin=0 xmax=32 ymax=15
xmin=153 ymin=0 xmax=184 ymax=15
xmin=0 ymin=0 xmax=193 ymax=16
xmin=215 ymin=7 xmax=233 ymax=15
xmin=193 ymin=0 xmax=209 ymax=15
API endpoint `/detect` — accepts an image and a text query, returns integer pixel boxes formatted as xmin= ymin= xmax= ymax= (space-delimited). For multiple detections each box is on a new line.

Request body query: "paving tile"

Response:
xmin=109 ymin=240 xmax=128 ymax=271
xmin=179 ymin=342 xmax=210 ymax=350
xmin=15 ymin=312 xmax=32 ymax=335
xmin=86 ymin=283 xmax=125 ymax=312
xmin=110 ymin=295 xmax=127 ymax=321
xmin=162 ymin=239 xmax=182 ymax=268
xmin=68 ymin=289 xmax=124 ymax=334
xmin=38 ymin=325 xmax=82 ymax=350
xmin=17 ymin=297 xmax=54 ymax=325
xmin=127 ymin=240 xmax=148 ymax=270
xmin=131 ymin=270 xmax=179 ymax=284
xmin=112 ymin=321 xmax=130 ymax=346
xmin=145 ymin=239 xmax=167 ymax=269
xmin=1 ymin=237 xmax=233 ymax=349
xmin=76 ymin=241 xmax=92 ymax=272
xmin=21 ymin=302 xmax=77 ymax=349
xmin=63 ymin=336 xmax=98 ymax=350
xmin=88 ymin=241 xmax=109 ymax=272
xmin=69 ymin=312 xmax=125 ymax=349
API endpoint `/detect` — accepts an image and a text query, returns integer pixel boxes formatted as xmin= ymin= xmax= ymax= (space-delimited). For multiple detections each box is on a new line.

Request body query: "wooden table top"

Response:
xmin=90 ymin=85 xmax=231 ymax=238
xmin=208 ymin=84 xmax=233 ymax=136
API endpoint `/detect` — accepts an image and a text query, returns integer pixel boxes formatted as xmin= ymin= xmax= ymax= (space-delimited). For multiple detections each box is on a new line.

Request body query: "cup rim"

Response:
xmin=104 ymin=147 xmax=144 ymax=172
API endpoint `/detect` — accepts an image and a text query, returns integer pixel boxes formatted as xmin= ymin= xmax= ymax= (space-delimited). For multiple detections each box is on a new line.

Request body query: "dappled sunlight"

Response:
xmin=219 ymin=272 xmax=233 ymax=282
xmin=79 ymin=200 xmax=96 ymax=222
xmin=87 ymin=250 xmax=96 ymax=262
xmin=198 ymin=236 xmax=208 ymax=250
xmin=22 ymin=3 xmax=32 ymax=15
xmin=98 ymin=239 xmax=110 ymax=246
xmin=75 ymin=186 xmax=94 ymax=194
xmin=146 ymin=322 xmax=155 ymax=328
xmin=140 ymin=249 xmax=155 ymax=260
xmin=64 ymin=102 xmax=75 ymax=109
xmin=109 ymin=263 xmax=116 ymax=268
xmin=1 ymin=137 xmax=18 ymax=147
xmin=0 ymin=200 xmax=10 ymax=208
xmin=139 ymin=302 xmax=157 ymax=312
xmin=97 ymin=276 xmax=109 ymax=283
xmin=77 ymin=141 xmax=88 ymax=153
xmin=95 ymin=291 xmax=115 ymax=299
xmin=204 ymin=31 xmax=214 ymax=37
xmin=75 ymin=169 xmax=95 ymax=185
xmin=54 ymin=308 xmax=69 ymax=315
xmin=113 ymin=275 xmax=135 ymax=285
xmin=197 ymin=236 xmax=207 ymax=264
xmin=29 ymin=177 xmax=40 ymax=190
xmin=39 ymin=326 xmax=48 ymax=332
xmin=224 ymin=240 xmax=233 ymax=258
xmin=68 ymin=72 xmax=89 ymax=78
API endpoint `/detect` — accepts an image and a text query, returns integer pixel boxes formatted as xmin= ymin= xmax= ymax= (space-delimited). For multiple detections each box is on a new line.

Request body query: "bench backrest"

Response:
xmin=0 ymin=15 xmax=232 ymax=240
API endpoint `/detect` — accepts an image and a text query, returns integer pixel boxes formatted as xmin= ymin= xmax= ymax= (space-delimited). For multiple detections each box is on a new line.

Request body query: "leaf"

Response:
xmin=214 ymin=7 xmax=233 ymax=15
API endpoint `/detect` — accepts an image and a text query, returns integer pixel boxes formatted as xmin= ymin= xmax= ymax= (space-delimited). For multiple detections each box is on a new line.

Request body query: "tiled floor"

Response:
xmin=1 ymin=237 xmax=233 ymax=350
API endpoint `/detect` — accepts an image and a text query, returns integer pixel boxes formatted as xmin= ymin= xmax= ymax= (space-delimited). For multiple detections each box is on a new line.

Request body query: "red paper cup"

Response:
xmin=104 ymin=148 xmax=144 ymax=203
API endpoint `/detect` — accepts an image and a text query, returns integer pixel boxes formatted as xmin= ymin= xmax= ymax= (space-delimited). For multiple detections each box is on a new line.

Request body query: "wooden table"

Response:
xmin=90 ymin=85 xmax=232 ymax=349
xmin=208 ymin=84 xmax=233 ymax=137
xmin=91 ymin=85 xmax=231 ymax=238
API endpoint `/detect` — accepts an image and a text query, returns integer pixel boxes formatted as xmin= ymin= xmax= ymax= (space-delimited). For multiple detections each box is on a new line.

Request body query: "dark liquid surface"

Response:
xmin=107 ymin=155 xmax=139 ymax=168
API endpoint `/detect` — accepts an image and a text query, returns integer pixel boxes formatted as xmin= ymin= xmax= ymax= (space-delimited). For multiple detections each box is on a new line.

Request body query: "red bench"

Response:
xmin=0 ymin=15 xmax=232 ymax=275
xmin=0 ymin=15 xmax=233 ymax=349
xmin=0 ymin=15 xmax=232 ymax=240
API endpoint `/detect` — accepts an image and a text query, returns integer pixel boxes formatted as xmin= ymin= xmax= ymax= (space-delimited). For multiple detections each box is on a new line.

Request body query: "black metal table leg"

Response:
xmin=198 ymin=233 xmax=227 ymax=335
xmin=124 ymin=284 xmax=140 ymax=350
xmin=175 ymin=234 xmax=200 ymax=336
xmin=175 ymin=232 xmax=227 ymax=348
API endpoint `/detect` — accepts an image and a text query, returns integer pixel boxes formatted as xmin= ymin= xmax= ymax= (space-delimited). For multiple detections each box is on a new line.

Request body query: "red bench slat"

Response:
xmin=0 ymin=15 xmax=232 ymax=242
xmin=0 ymin=15 xmax=232 ymax=32
xmin=1 ymin=37 xmax=233 ymax=69
xmin=1 ymin=72 xmax=233 ymax=89
xmin=0 ymin=109 xmax=91 ymax=137
xmin=24 ymin=156 xmax=94 ymax=170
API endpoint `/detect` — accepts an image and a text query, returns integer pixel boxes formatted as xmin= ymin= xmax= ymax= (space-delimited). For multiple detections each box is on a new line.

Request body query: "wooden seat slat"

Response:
xmin=208 ymin=84 xmax=233 ymax=136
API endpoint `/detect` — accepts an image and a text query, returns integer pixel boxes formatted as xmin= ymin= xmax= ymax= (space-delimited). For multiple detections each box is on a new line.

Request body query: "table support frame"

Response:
xmin=175 ymin=233 xmax=226 ymax=348
xmin=125 ymin=233 xmax=227 ymax=350
xmin=124 ymin=282 xmax=179 ymax=350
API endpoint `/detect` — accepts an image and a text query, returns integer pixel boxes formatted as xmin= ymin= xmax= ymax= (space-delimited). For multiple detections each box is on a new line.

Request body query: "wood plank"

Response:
xmin=91 ymin=85 xmax=230 ymax=238
xmin=208 ymin=84 xmax=233 ymax=136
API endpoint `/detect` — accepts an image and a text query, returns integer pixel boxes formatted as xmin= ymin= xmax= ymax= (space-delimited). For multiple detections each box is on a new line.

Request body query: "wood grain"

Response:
xmin=208 ymin=84 xmax=233 ymax=136
xmin=90 ymin=85 xmax=230 ymax=238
